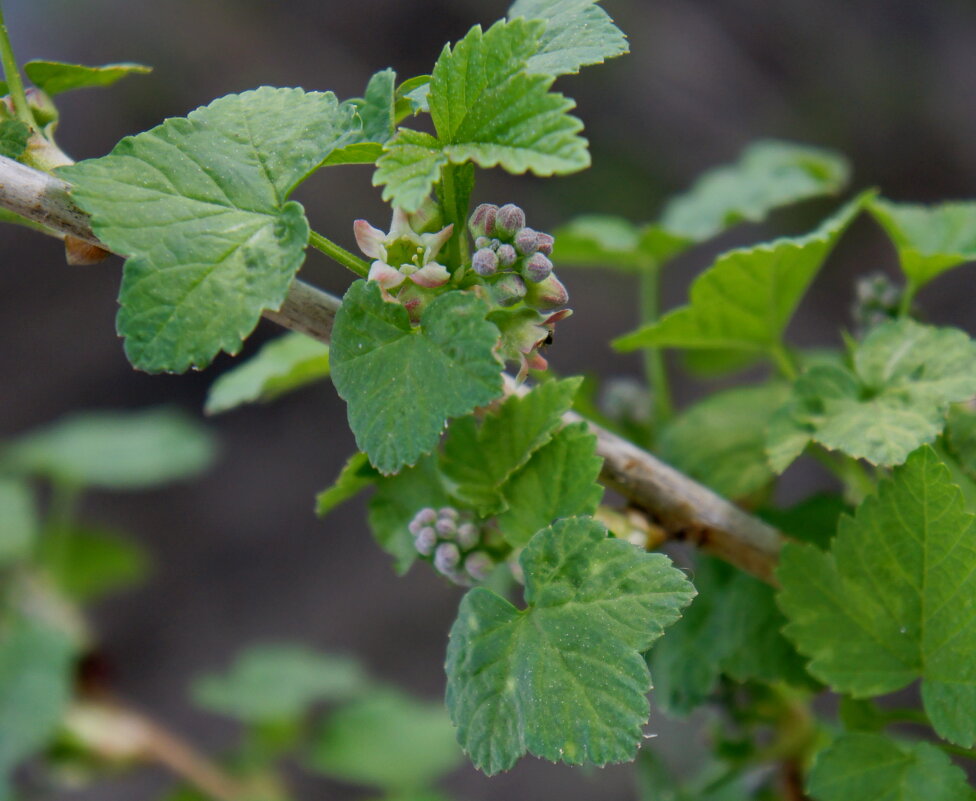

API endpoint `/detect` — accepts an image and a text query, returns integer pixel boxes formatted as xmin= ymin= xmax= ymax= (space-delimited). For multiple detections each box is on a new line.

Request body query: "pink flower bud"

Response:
xmin=496 ymin=244 xmax=517 ymax=268
xmin=457 ymin=522 xmax=480 ymax=550
xmin=468 ymin=203 xmax=498 ymax=238
xmin=536 ymin=232 xmax=554 ymax=256
xmin=472 ymin=248 xmax=499 ymax=276
xmin=525 ymin=273 xmax=569 ymax=310
xmin=514 ymin=227 xmax=540 ymax=256
xmin=465 ymin=552 xmax=495 ymax=582
xmin=523 ymin=253 xmax=553 ymax=283
xmin=495 ymin=204 xmax=526 ymax=239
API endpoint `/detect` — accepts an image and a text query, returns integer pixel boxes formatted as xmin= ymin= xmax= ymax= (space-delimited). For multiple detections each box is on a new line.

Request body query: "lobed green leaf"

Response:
xmin=316 ymin=452 xmax=379 ymax=517
xmin=373 ymin=128 xmax=447 ymax=212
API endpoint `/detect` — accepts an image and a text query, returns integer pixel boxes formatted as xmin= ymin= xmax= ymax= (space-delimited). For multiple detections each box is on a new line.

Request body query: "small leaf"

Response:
xmin=508 ymin=0 xmax=629 ymax=77
xmin=807 ymin=734 xmax=975 ymax=801
xmin=778 ymin=446 xmax=976 ymax=746
xmin=868 ymin=197 xmax=976 ymax=289
xmin=309 ymin=690 xmax=461 ymax=790
xmin=395 ymin=75 xmax=431 ymax=117
xmin=429 ymin=19 xmax=589 ymax=176
xmin=495 ymin=422 xmax=604 ymax=546
xmin=659 ymin=140 xmax=850 ymax=243
xmin=656 ymin=383 xmax=789 ymax=499
xmin=446 ymin=516 xmax=695 ymax=774
xmin=0 ymin=480 xmax=37 ymax=567
xmin=615 ymin=197 xmax=863 ymax=354
xmin=193 ymin=644 xmax=367 ymax=723
xmin=37 ymin=527 xmax=150 ymax=602
xmin=440 ymin=378 xmax=582 ymax=514
xmin=320 ymin=141 xmax=383 ymax=166
xmin=316 ymin=452 xmax=380 ymax=517
xmin=24 ymin=60 xmax=151 ymax=95
xmin=552 ymin=215 xmax=647 ymax=270
xmin=767 ymin=320 xmax=976 ymax=469
xmin=353 ymin=68 xmax=397 ymax=144
xmin=373 ymin=128 xmax=447 ymax=212
xmin=4 ymin=408 xmax=216 ymax=490
xmin=205 ymin=332 xmax=330 ymax=415
xmin=61 ymin=88 xmax=359 ymax=371
xmin=0 ymin=120 xmax=29 ymax=160
xmin=331 ymin=282 xmax=503 ymax=474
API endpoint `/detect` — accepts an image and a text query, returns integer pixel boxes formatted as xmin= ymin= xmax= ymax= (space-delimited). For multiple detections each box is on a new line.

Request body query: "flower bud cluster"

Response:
xmin=407 ymin=506 xmax=498 ymax=585
xmin=852 ymin=272 xmax=903 ymax=336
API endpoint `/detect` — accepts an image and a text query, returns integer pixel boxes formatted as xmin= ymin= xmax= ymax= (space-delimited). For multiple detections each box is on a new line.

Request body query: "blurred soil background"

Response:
xmin=2 ymin=0 xmax=976 ymax=798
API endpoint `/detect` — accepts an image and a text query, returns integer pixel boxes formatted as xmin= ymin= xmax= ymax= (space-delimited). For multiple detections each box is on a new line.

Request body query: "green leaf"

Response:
xmin=0 ymin=480 xmax=37 ymax=567
xmin=24 ymin=60 xmax=151 ymax=95
xmin=367 ymin=455 xmax=451 ymax=573
xmin=61 ymin=87 xmax=359 ymax=371
xmin=309 ymin=690 xmax=461 ymax=790
xmin=353 ymin=68 xmax=397 ymax=144
xmin=37 ymin=527 xmax=149 ymax=602
xmin=0 ymin=120 xmax=29 ymax=160
xmin=0 ymin=618 xmax=75 ymax=777
xmin=440 ymin=378 xmax=582 ymax=514
xmin=778 ymin=446 xmax=976 ymax=746
xmin=320 ymin=141 xmax=384 ymax=166
xmin=205 ymin=332 xmax=330 ymax=415
xmin=868 ymin=197 xmax=976 ymax=289
xmin=767 ymin=320 xmax=976 ymax=469
xmin=429 ymin=19 xmax=589 ymax=175
xmin=446 ymin=516 xmax=695 ymax=774
xmin=656 ymin=383 xmax=789 ymax=499
xmin=551 ymin=215 xmax=645 ymax=270
xmin=650 ymin=556 xmax=810 ymax=716
xmin=760 ymin=493 xmax=847 ymax=550
xmin=395 ymin=75 xmax=431 ymax=118
xmin=316 ymin=452 xmax=380 ymax=517
xmin=373 ymin=128 xmax=447 ymax=212
xmin=495 ymin=422 xmax=604 ymax=546
xmin=945 ymin=403 xmax=976 ymax=481
xmin=4 ymin=408 xmax=216 ymax=490
xmin=807 ymin=734 xmax=975 ymax=801
xmin=615 ymin=197 xmax=862 ymax=354
xmin=193 ymin=644 xmax=368 ymax=723
xmin=331 ymin=282 xmax=503 ymax=474
xmin=659 ymin=140 xmax=850 ymax=243
xmin=508 ymin=0 xmax=629 ymax=77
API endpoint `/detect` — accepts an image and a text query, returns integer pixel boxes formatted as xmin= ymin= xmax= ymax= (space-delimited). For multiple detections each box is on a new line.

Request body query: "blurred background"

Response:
xmin=2 ymin=0 xmax=976 ymax=798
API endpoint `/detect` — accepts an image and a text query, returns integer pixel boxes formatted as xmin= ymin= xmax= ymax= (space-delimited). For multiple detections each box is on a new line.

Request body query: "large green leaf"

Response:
xmin=659 ymin=140 xmax=849 ymax=243
xmin=778 ymin=446 xmax=976 ymax=746
xmin=309 ymin=690 xmax=461 ymax=790
xmin=331 ymin=282 xmax=503 ymax=474
xmin=440 ymin=378 xmax=581 ymax=514
xmin=767 ymin=320 xmax=976 ymax=469
xmin=24 ymin=60 xmax=151 ymax=95
xmin=193 ymin=644 xmax=367 ymax=723
xmin=508 ymin=0 xmax=629 ymax=76
xmin=3 ymin=408 xmax=216 ymax=490
xmin=656 ymin=383 xmax=789 ymax=499
xmin=868 ymin=197 xmax=976 ymax=289
xmin=0 ymin=619 xmax=75 ymax=778
xmin=61 ymin=87 xmax=359 ymax=371
xmin=615 ymin=197 xmax=862 ymax=354
xmin=446 ymin=516 xmax=695 ymax=774
xmin=807 ymin=734 xmax=975 ymax=801
xmin=205 ymin=332 xmax=330 ymax=415
xmin=0 ymin=480 xmax=36 ymax=567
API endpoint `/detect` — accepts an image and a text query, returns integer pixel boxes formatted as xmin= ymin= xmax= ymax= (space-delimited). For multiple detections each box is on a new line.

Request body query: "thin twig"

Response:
xmin=0 ymin=154 xmax=786 ymax=583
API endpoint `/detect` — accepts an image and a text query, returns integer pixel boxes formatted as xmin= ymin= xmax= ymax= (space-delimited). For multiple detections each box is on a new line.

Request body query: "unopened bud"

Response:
xmin=436 ymin=517 xmax=457 ymax=538
xmin=434 ymin=542 xmax=461 ymax=576
xmin=496 ymin=244 xmax=517 ymax=268
xmin=414 ymin=527 xmax=437 ymax=556
xmin=25 ymin=88 xmax=58 ymax=128
xmin=495 ymin=204 xmax=525 ymax=239
xmin=456 ymin=522 xmax=480 ymax=550
xmin=408 ymin=507 xmax=437 ymax=536
xmin=465 ymin=552 xmax=495 ymax=582
xmin=472 ymin=247 xmax=499 ymax=276
xmin=523 ymin=253 xmax=553 ymax=283
xmin=514 ymin=227 xmax=540 ymax=256
xmin=536 ymin=232 xmax=554 ymax=256
xmin=438 ymin=507 xmax=459 ymax=520
xmin=468 ymin=203 xmax=498 ymax=238
xmin=492 ymin=273 xmax=527 ymax=307
xmin=474 ymin=236 xmax=493 ymax=250
xmin=525 ymin=273 xmax=569 ymax=310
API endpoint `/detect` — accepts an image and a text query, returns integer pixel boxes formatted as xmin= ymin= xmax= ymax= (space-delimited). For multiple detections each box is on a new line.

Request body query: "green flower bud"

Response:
xmin=474 ymin=236 xmax=493 ymax=250
xmin=456 ymin=522 xmax=480 ymax=550
xmin=514 ymin=227 xmax=540 ymax=256
xmin=523 ymin=252 xmax=553 ymax=283
xmin=495 ymin=204 xmax=525 ymax=239
xmin=472 ymin=247 xmax=500 ymax=276
xmin=464 ymin=551 xmax=495 ymax=581
xmin=492 ymin=273 xmax=527 ymax=307
xmin=468 ymin=203 xmax=498 ymax=238
xmin=496 ymin=243 xmax=517 ymax=268
xmin=25 ymin=88 xmax=58 ymax=128
xmin=525 ymin=273 xmax=568 ymax=309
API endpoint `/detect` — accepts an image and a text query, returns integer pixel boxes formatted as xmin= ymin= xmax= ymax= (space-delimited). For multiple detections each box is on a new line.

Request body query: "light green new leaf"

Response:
xmin=37 ymin=527 xmax=149 ymax=602
xmin=778 ymin=446 xmax=976 ymax=746
xmin=767 ymin=320 xmax=976 ymax=469
xmin=61 ymin=87 xmax=359 ymax=371
xmin=395 ymin=75 xmax=431 ymax=118
xmin=309 ymin=690 xmax=461 ymax=790
xmin=657 ymin=383 xmax=789 ymax=499
xmin=615 ymin=196 xmax=862 ymax=353
xmin=0 ymin=120 xmax=28 ymax=160
xmin=508 ymin=0 xmax=629 ymax=77
xmin=495 ymin=423 xmax=604 ymax=546
xmin=331 ymin=282 xmax=503 ymax=474
xmin=440 ymin=378 xmax=582 ymax=514
xmin=205 ymin=332 xmax=330 ymax=415
xmin=373 ymin=128 xmax=447 ymax=212
xmin=0 ymin=480 xmax=36 ymax=567
xmin=807 ymin=734 xmax=975 ymax=801
xmin=429 ymin=19 xmax=589 ymax=176
xmin=868 ymin=197 xmax=976 ymax=289
xmin=659 ymin=140 xmax=849 ymax=243
xmin=25 ymin=60 xmax=151 ymax=95
xmin=354 ymin=68 xmax=397 ymax=144
xmin=193 ymin=644 xmax=367 ymax=723
xmin=0 ymin=619 xmax=75 ymax=777
xmin=553 ymin=216 xmax=688 ymax=271
xmin=316 ymin=452 xmax=380 ymax=517
xmin=4 ymin=408 xmax=216 ymax=490
xmin=446 ymin=516 xmax=695 ymax=774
